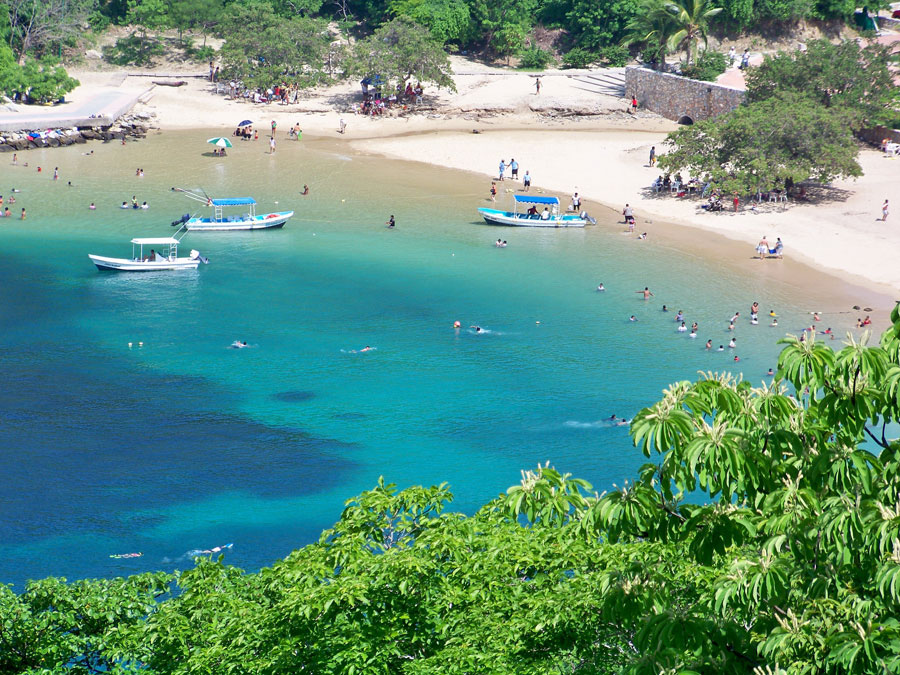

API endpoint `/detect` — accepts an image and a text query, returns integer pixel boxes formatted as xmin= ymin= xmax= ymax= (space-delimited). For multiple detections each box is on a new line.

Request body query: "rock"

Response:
xmin=79 ymin=129 xmax=100 ymax=140
xmin=85 ymin=49 xmax=102 ymax=59
xmin=0 ymin=144 xmax=14 ymax=153
xmin=47 ymin=137 xmax=60 ymax=147
xmin=72 ymin=133 xmax=86 ymax=144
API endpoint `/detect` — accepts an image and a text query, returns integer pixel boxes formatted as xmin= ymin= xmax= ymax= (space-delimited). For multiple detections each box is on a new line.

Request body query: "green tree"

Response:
xmin=349 ymin=16 xmax=455 ymax=92
xmin=565 ymin=0 xmax=640 ymax=52
xmin=126 ymin=0 xmax=169 ymax=62
xmin=5 ymin=0 xmax=97 ymax=61
xmin=388 ymin=0 xmax=473 ymax=45
xmin=220 ymin=2 xmax=333 ymax=89
xmin=166 ymin=0 xmax=223 ymax=46
xmin=745 ymin=39 xmax=900 ymax=131
xmin=665 ymin=0 xmax=722 ymax=63
xmin=621 ymin=0 xmax=677 ymax=70
xmin=658 ymin=92 xmax=862 ymax=194
xmin=467 ymin=0 xmax=537 ymax=59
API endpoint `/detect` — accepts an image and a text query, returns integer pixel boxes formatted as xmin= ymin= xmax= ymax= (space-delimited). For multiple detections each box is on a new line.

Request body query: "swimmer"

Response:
xmin=733 ymin=355 xmax=740 ymax=362
xmin=67 ymin=181 xmax=72 ymax=187
xmin=730 ymin=312 xmax=740 ymax=323
xmin=2 ymin=207 xmax=9 ymax=217
xmin=813 ymin=312 xmax=820 ymax=322
xmin=750 ymin=301 xmax=759 ymax=315
xmin=82 ymin=150 xmax=93 ymax=156
xmin=728 ymin=321 xmax=735 ymax=331
xmin=597 ymin=283 xmax=605 ymax=292
xmin=728 ymin=338 xmax=736 ymax=348
xmin=750 ymin=318 xmax=759 ymax=325
xmin=705 ymin=340 xmax=712 ymax=350
xmin=470 ymin=325 xmax=483 ymax=333
xmin=638 ymin=232 xmax=647 ymax=240
xmin=20 ymin=207 xmax=25 ymax=220
xmin=661 ymin=305 xmax=668 ymax=312
xmin=629 ymin=315 xmax=638 ymax=322
xmin=301 ymin=185 xmax=309 ymax=195
xmin=635 ymin=286 xmax=654 ymax=299
xmin=823 ymin=327 xmax=832 ymax=334
xmin=89 ymin=203 xmax=95 ymax=210
xmin=717 ymin=345 xmax=724 ymax=351
xmin=674 ymin=311 xmax=684 ymax=322
xmin=386 ymin=215 xmax=395 ymax=228
xmin=121 ymin=201 xmax=128 ymax=209
xmin=501 ymin=240 xmax=507 ymax=247
xmin=677 ymin=322 xmax=687 ymax=332
xmin=689 ymin=329 xmax=697 ymax=338
xmin=360 ymin=346 xmax=373 ymax=352
xmin=766 ymin=368 xmax=774 ymax=376
xmin=11 ymin=188 xmax=20 ymax=193
xmin=691 ymin=322 xmax=698 ymax=331
xmin=230 ymin=341 xmax=248 ymax=349
xmin=496 ymin=239 xmax=503 ymax=247
xmin=770 ymin=318 xmax=778 ymax=327
xmin=769 ymin=310 xmax=777 ymax=317
xmin=8 ymin=195 xmax=15 ymax=203
xmin=141 ymin=201 xmax=149 ymax=209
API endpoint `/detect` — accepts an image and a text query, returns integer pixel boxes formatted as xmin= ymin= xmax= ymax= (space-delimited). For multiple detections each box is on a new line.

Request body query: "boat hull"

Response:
xmin=185 ymin=210 xmax=293 ymax=231
xmin=477 ymin=208 xmax=590 ymax=228
xmin=88 ymin=254 xmax=200 ymax=271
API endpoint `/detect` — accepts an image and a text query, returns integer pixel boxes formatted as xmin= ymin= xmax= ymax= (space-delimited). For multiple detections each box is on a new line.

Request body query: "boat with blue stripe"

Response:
xmin=172 ymin=189 xmax=294 ymax=231
xmin=478 ymin=195 xmax=595 ymax=228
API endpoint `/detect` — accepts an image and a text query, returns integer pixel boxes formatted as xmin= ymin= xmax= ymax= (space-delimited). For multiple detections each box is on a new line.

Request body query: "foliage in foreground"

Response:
xmin=0 ymin=43 xmax=79 ymax=102
xmin=3 ymin=303 xmax=900 ymax=674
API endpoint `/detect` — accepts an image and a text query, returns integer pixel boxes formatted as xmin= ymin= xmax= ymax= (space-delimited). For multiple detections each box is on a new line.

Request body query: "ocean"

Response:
xmin=0 ymin=130 xmax=861 ymax=585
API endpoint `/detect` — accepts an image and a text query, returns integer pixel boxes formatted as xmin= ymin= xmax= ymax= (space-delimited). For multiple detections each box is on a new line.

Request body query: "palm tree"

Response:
xmin=665 ymin=0 xmax=722 ymax=64
xmin=621 ymin=0 xmax=677 ymax=72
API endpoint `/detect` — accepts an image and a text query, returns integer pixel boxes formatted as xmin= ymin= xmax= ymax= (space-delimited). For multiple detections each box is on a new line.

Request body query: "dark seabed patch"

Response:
xmin=273 ymin=390 xmax=316 ymax=402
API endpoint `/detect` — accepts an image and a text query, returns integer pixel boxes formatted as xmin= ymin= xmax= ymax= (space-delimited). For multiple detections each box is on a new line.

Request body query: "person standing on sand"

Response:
xmin=269 ymin=136 xmax=276 ymax=154
xmin=523 ymin=171 xmax=531 ymax=191
xmin=649 ymin=146 xmax=656 ymax=166
xmin=881 ymin=199 xmax=889 ymax=222
xmin=630 ymin=96 xmax=637 ymax=113
xmin=510 ymin=158 xmax=518 ymax=180
xmin=12 ymin=153 xmax=17 ymax=165
xmin=733 ymin=193 xmax=739 ymax=212
xmin=534 ymin=77 xmax=541 ymax=95
xmin=490 ymin=182 xmax=497 ymax=202
xmin=498 ymin=159 xmax=506 ymax=181
xmin=339 ymin=118 xmax=346 ymax=134
xmin=635 ymin=286 xmax=654 ymax=299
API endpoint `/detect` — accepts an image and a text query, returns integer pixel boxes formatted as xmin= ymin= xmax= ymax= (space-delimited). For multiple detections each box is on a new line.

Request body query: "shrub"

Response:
xmin=601 ymin=44 xmax=629 ymax=66
xmin=518 ymin=46 xmax=554 ymax=70
xmin=561 ymin=46 xmax=597 ymax=69
xmin=102 ymin=34 xmax=165 ymax=66
xmin=680 ymin=49 xmax=727 ymax=81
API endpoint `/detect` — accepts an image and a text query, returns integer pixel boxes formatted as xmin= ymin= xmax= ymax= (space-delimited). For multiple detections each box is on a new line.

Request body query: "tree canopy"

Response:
xmin=658 ymin=92 xmax=862 ymax=193
xmin=348 ymin=16 xmax=456 ymax=92
xmin=3 ymin=303 xmax=900 ymax=673
xmin=745 ymin=39 xmax=900 ymax=131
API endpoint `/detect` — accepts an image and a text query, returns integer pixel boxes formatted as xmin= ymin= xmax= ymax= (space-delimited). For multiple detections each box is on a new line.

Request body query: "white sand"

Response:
xmin=64 ymin=57 xmax=900 ymax=295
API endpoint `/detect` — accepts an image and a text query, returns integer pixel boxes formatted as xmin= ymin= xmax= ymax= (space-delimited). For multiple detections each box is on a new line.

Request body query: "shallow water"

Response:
xmin=0 ymin=131 xmax=861 ymax=585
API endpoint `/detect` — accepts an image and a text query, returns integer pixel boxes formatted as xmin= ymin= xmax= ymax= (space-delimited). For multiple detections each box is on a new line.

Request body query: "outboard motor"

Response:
xmin=171 ymin=213 xmax=191 ymax=227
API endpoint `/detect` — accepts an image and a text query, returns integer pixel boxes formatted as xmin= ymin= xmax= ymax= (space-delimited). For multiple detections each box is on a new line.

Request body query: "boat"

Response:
xmin=478 ymin=195 xmax=596 ymax=228
xmin=88 ymin=232 xmax=208 ymax=272
xmin=153 ymin=80 xmax=187 ymax=87
xmin=172 ymin=189 xmax=293 ymax=231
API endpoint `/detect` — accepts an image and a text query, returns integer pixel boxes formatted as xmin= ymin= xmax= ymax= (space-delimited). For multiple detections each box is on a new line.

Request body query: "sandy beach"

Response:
xmin=51 ymin=57 xmax=900 ymax=300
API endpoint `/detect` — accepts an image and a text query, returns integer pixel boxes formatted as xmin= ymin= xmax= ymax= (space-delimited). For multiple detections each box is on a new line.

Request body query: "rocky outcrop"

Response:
xmin=0 ymin=112 xmax=158 ymax=152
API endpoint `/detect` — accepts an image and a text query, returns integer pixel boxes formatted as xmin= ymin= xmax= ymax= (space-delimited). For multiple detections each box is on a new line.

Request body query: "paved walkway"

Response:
xmin=0 ymin=89 xmax=145 ymax=133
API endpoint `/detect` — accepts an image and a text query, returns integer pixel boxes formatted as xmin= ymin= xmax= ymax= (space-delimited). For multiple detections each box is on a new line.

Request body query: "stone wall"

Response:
xmin=857 ymin=125 xmax=900 ymax=148
xmin=625 ymin=66 xmax=745 ymax=123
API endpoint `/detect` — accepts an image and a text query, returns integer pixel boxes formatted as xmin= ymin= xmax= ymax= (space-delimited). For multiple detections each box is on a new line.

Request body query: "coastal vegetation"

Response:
xmin=3 ymin=306 xmax=900 ymax=673
xmin=658 ymin=39 xmax=897 ymax=195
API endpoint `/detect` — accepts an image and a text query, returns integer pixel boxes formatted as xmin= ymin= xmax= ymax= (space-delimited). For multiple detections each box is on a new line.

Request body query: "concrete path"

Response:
xmin=0 ymin=88 xmax=146 ymax=133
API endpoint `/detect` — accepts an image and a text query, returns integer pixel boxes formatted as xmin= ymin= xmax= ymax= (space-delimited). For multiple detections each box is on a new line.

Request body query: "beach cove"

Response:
xmin=0 ymin=98 xmax=894 ymax=585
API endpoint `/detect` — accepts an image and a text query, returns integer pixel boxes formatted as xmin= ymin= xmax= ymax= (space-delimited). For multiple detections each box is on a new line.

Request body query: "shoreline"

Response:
xmin=19 ymin=60 xmax=900 ymax=300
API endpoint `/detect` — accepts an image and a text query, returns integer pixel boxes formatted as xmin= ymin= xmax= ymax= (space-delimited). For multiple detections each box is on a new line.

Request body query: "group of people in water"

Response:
xmin=121 ymin=196 xmax=149 ymax=209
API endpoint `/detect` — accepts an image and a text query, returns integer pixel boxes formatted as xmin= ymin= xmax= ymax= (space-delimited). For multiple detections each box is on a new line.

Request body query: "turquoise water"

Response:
xmin=0 ymin=132 xmax=857 ymax=585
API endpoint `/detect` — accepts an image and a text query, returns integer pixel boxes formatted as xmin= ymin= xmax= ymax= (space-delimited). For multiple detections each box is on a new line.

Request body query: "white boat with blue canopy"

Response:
xmin=172 ymin=188 xmax=293 ymax=231
xmin=478 ymin=195 xmax=595 ymax=228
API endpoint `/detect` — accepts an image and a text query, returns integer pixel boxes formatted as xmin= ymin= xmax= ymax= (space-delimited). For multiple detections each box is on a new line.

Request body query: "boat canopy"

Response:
xmin=211 ymin=198 xmax=256 ymax=206
xmin=131 ymin=237 xmax=179 ymax=245
xmin=513 ymin=195 xmax=560 ymax=205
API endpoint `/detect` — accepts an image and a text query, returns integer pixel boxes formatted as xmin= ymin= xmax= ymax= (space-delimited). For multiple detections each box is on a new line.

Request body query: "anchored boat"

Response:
xmin=88 ymin=231 xmax=208 ymax=272
xmin=478 ymin=195 xmax=595 ymax=228
xmin=172 ymin=188 xmax=293 ymax=231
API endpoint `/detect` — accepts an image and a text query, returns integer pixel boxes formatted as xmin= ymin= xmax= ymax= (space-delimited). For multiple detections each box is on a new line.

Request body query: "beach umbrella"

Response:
xmin=207 ymin=137 xmax=233 ymax=148
xmin=237 ymin=120 xmax=252 ymax=127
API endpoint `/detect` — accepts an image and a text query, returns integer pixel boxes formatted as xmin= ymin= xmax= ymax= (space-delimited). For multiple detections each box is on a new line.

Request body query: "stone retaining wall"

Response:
xmin=857 ymin=125 xmax=900 ymax=148
xmin=625 ymin=66 xmax=745 ymax=123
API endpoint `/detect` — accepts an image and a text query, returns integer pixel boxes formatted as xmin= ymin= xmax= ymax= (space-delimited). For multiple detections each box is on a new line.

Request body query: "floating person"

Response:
xmin=470 ymin=325 xmax=484 ymax=333
xmin=629 ymin=315 xmax=638 ymax=322
xmin=187 ymin=542 xmax=233 ymax=556
xmin=109 ymin=552 xmax=143 ymax=559
xmin=230 ymin=341 xmax=248 ymax=349
xmin=638 ymin=232 xmax=647 ymax=240
xmin=770 ymin=317 xmax=779 ymax=327
xmin=733 ymin=355 xmax=741 ymax=362
xmin=596 ymin=283 xmax=606 ymax=292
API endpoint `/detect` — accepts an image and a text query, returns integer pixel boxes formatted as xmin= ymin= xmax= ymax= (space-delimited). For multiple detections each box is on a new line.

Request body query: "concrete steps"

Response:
xmin=571 ymin=68 xmax=626 ymax=97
